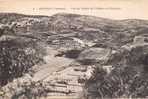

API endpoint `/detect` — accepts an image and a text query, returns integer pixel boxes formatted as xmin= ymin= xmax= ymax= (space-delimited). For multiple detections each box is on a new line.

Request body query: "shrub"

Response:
xmin=0 ymin=39 xmax=45 ymax=86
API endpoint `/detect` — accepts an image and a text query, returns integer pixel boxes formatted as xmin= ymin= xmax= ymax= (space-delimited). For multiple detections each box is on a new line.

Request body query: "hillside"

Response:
xmin=0 ymin=13 xmax=148 ymax=98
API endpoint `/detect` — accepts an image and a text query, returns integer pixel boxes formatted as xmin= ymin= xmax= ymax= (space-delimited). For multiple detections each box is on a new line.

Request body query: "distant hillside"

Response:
xmin=0 ymin=13 xmax=148 ymax=49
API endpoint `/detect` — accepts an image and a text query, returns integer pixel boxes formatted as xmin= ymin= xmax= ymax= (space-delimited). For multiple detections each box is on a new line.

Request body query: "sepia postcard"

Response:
xmin=0 ymin=0 xmax=148 ymax=99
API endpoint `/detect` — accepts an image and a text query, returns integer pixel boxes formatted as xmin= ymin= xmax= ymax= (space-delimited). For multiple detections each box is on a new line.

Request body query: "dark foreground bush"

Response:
xmin=83 ymin=65 xmax=148 ymax=98
xmin=0 ymin=39 xmax=45 ymax=86
xmin=83 ymin=45 xmax=148 ymax=98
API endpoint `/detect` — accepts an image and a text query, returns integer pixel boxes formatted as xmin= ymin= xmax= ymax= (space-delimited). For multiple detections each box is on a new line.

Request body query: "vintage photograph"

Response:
xmin=0 ymin=0 xmax=148 ymax=99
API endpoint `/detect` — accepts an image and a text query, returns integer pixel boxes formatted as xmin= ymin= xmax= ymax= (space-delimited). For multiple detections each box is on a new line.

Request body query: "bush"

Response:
xmin=83 ymin=45 xmax=148 ymax=98
xmin=84 ymin=65 xmax=148 ymax=98
xmin=64 ymin=49 xmax=82 ymax=59
xmin=0 ymin=39 xmax=45 ymax=86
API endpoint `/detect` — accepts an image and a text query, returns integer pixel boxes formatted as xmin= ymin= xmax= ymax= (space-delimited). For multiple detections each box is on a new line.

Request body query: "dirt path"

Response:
xmin=32 ymin=47 xmax=74 ymax=81
xmin=32 ymin=57 xmax=73 ymax=81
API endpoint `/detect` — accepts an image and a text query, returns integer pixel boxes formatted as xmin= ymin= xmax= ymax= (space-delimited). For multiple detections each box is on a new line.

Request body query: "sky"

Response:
xmin=0 ymin=0 xmax=148 ymax=20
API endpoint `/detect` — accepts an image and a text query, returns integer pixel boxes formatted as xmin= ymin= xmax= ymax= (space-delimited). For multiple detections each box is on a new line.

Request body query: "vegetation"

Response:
xmin=84 ymin=45 xmax=148 ymax=98
xmin=0 ymin=39 xmax=45 ymax=86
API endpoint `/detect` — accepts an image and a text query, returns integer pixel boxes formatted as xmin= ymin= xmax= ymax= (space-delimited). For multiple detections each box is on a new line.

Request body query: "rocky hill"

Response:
xmin=0 ymin=13 xmax=148 ymax=98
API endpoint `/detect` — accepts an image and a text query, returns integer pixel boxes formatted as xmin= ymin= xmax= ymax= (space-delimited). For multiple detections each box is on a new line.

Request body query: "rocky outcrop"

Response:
xmin=77 ymin=48 xmax=111 ymax=65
